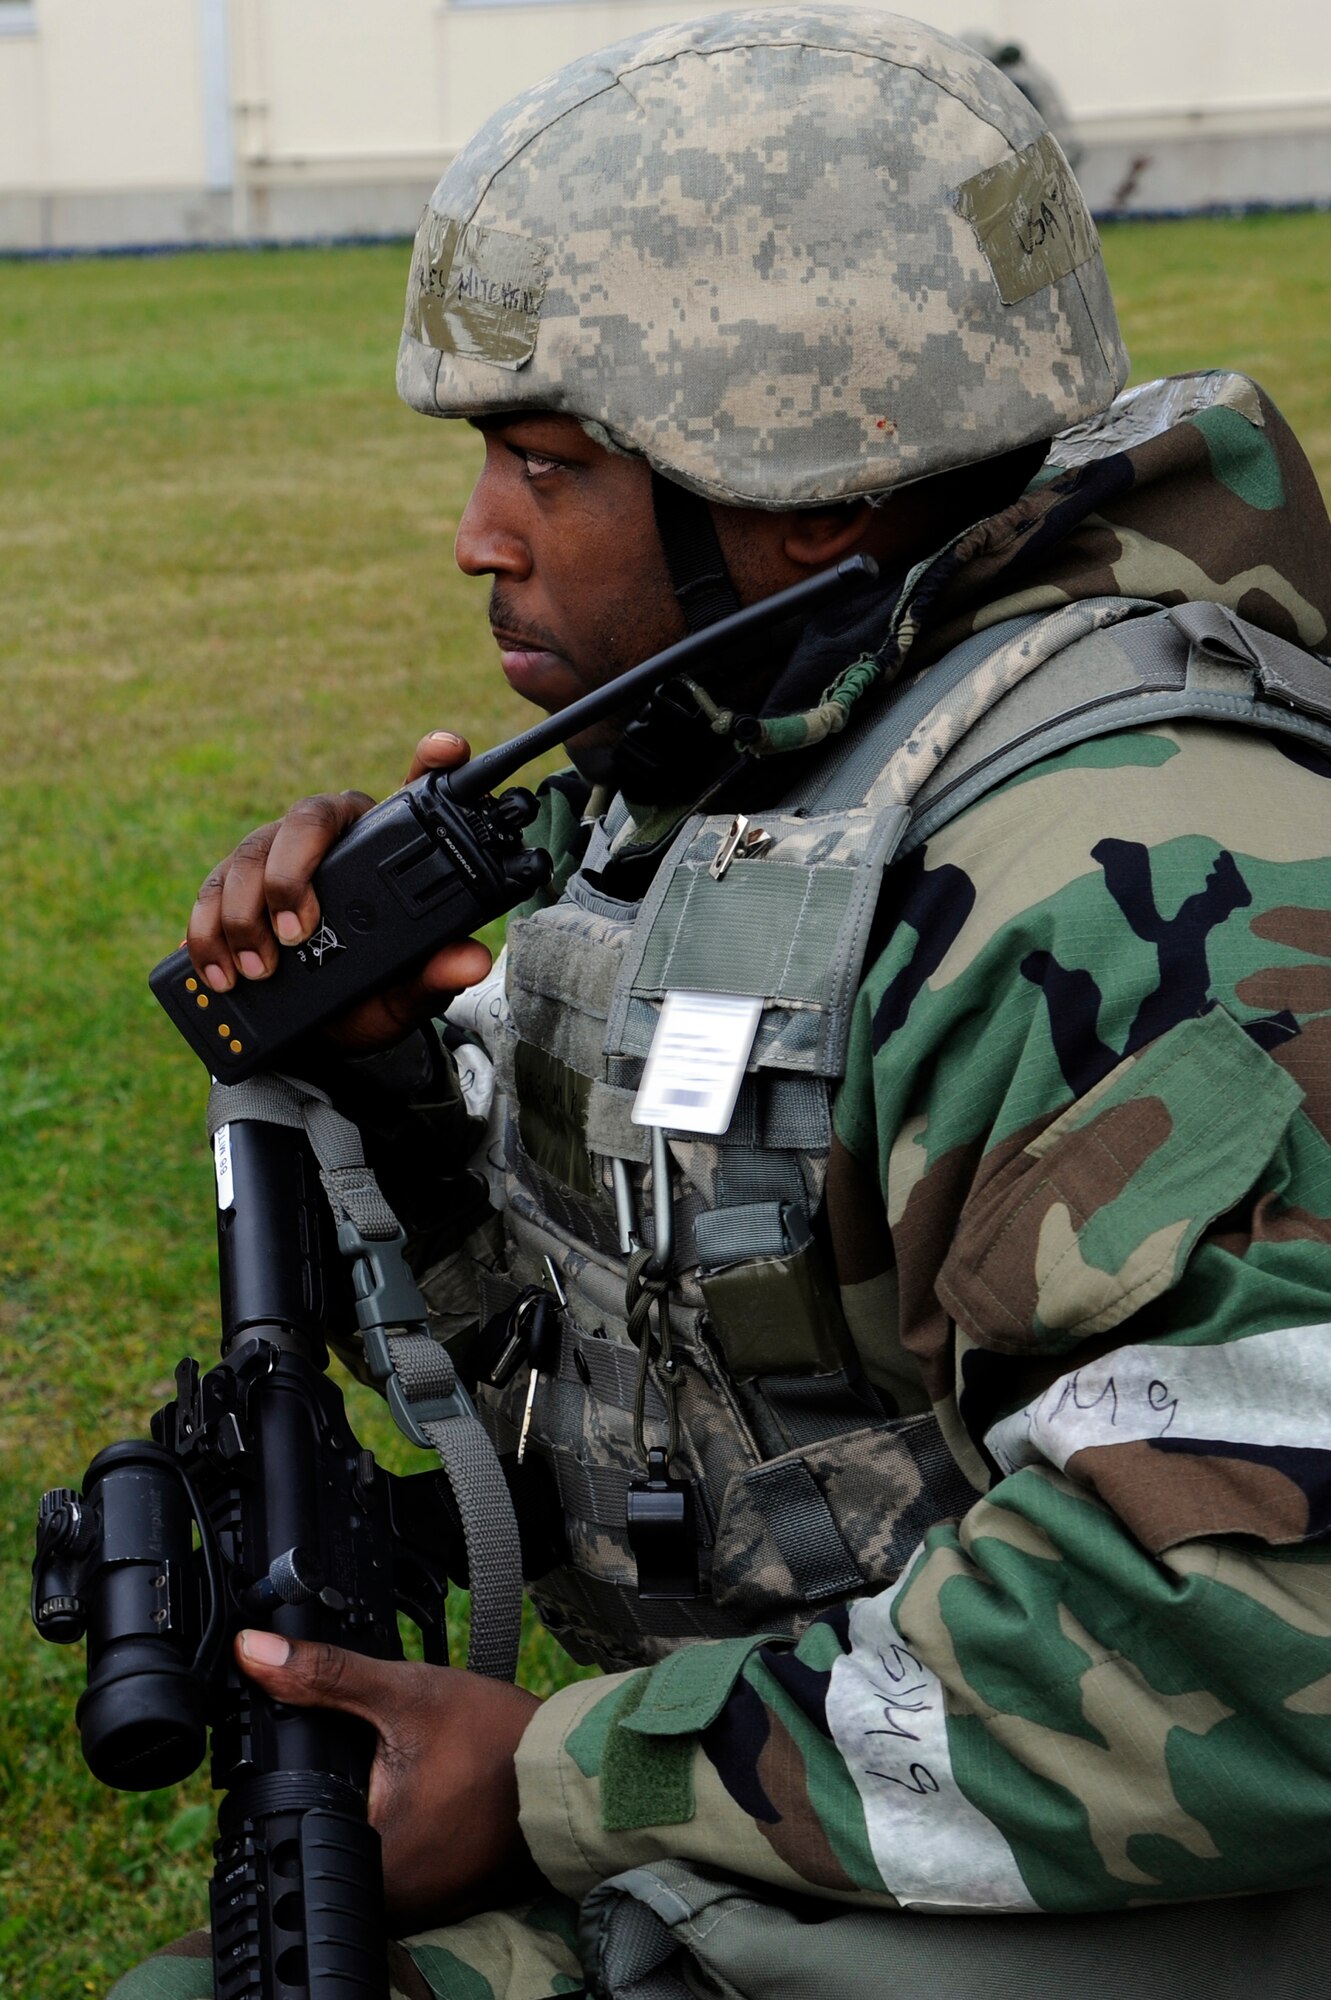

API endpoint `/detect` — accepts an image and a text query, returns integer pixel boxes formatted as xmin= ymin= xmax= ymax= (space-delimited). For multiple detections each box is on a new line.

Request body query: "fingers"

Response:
xmin=188 ymin=820 xmax=281 ymax=992
xmin=263 ymin=794 xmax=374 ymax=946
xmin=405 ymin=730 xmax=471 ymax=785
xmin=419 ymin=939 xmax=494 ymax=1001
xmin=236 ymin=1631 xmax=441 ymax=1829
xmin=187 ymin=790 xmax=375 ymax=991
xmin=186 ymin=732 xmax=472 ymax=995
xmin=323 ymin=939 xmax=494 ymax=1059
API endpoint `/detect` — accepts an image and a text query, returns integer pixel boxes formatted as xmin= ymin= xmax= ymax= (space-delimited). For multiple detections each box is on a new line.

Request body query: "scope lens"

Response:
xmin=78 ymin=1665 xmax=207 ymax=1792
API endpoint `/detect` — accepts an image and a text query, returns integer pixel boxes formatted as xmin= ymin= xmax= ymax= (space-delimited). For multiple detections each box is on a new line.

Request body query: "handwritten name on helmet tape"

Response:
xmin=409 ymin=211 xmax=547 ymax=370
xmin=954 ymin=131 xmax=1098 ymax=308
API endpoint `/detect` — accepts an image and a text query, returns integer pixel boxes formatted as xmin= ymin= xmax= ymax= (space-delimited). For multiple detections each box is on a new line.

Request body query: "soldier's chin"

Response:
xmin=561 ymin=727 xmax=623 ymax=786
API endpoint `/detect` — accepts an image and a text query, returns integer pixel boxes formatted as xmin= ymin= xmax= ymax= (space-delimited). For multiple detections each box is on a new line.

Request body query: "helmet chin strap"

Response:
xmin=650 ymin=471 xmax=743 ymax=632
xmin=597 ymin=474 xmax=745 ymax=806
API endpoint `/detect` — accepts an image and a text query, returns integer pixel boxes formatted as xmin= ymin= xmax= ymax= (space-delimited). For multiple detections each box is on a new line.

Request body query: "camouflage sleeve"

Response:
xmin=518 ymin=720 xmax=1331 ymax=1912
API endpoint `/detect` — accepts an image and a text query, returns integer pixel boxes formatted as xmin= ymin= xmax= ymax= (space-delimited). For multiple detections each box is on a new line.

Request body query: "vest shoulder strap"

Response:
xmin=788 ymin=612 xmax=1049 ymax=812
xmin=888 ymin=597 xmax=1331 ymax=854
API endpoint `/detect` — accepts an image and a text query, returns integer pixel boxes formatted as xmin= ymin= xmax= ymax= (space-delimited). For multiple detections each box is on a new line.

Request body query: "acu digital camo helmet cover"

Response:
xmin=397 ymin=5 xmax=1128 ymax=509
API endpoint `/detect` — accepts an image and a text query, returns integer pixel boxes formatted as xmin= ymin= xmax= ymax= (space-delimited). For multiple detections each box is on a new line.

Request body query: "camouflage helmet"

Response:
xmin=397 ymin=5 xmax=1127 ymax=509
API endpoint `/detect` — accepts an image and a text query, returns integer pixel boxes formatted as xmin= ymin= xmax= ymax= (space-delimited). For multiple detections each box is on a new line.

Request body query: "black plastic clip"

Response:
xmin=336 ymin=1217 xmax=475 ymax=1448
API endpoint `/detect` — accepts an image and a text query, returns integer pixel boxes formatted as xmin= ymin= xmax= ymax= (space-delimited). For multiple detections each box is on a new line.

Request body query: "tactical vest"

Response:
xmin=471 ymin=594 xmax=1331 ymax=1672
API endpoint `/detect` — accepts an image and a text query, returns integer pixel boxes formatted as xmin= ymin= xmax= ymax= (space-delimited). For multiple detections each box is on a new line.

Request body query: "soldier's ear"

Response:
xmin=781 ymin=502 xmax=874 ymax=569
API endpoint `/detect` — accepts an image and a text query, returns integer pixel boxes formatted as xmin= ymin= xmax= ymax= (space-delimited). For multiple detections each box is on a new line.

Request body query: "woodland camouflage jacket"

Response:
xmin=398 ymin=375 xmax=1331 ymax=1916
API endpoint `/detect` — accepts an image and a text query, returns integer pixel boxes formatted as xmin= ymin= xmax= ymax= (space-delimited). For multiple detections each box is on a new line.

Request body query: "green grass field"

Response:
xmin=2 ymin=211 xmax=1329 ymax=1994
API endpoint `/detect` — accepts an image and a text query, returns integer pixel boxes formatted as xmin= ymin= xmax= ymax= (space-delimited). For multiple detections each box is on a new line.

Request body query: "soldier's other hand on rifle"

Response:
xmin=237 ymin=1628 xmax=544 ymax=1925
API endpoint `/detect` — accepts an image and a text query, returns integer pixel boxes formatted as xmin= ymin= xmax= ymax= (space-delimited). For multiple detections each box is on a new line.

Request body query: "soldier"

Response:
xmin=117 ymin=9 xmax=1331 ymax=1998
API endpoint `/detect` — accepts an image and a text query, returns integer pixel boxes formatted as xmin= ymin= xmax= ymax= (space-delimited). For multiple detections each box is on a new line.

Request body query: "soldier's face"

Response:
xmin=455 ymin=412 xmax=689 ymax=768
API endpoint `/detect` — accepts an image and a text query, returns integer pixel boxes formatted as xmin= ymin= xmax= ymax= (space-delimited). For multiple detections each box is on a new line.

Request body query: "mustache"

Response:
xmin=488 ymin=585 xmax=566 ymax=657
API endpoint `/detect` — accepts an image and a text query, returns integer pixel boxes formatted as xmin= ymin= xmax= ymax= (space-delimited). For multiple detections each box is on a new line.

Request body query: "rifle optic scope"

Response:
xmin=33 ymin=1441 xmax=212 ymax=1791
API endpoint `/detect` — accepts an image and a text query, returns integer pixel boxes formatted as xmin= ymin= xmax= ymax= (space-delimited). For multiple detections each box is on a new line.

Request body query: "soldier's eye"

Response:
xmin=512 ymin=446 xmax=562 ymax=480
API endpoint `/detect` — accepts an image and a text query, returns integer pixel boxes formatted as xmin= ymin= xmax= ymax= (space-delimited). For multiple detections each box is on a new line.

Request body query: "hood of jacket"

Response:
xmin=896 ymin=370 xmax=1331 ymax=675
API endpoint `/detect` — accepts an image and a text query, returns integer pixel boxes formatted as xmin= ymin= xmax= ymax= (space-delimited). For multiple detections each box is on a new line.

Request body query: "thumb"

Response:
xmin=236 ymin=1627 xmax=392 ymax=1726
xmin=405 ymin=730 xmax=472 ymax=785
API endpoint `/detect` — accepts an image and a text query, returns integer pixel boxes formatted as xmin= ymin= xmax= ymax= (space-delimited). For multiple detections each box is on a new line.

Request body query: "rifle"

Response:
xmin=31 ymin=557 xmax=877 ymax=1998
xmin=30 ymin=1099 xmax=518 ymax=1997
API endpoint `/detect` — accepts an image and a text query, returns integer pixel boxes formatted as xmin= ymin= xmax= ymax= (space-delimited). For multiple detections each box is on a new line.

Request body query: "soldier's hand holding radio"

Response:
xmin=183 ymin=731 xmax=495 ymax=1061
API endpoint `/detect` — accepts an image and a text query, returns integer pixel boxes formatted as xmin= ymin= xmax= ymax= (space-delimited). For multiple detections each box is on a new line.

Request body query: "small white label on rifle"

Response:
xmin=632 ymin=990 xmax=762 ymax=1136
xmin=213 ymin=1123 xmax=235 ymax=1211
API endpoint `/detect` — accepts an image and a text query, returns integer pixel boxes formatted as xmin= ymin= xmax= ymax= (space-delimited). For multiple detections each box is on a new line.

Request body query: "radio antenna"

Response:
xmin=448 ymin=554 xmax=878 ymax=805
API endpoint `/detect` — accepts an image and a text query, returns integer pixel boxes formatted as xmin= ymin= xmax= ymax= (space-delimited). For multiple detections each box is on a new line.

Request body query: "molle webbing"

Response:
xmin=535 ymin=1565 xmax=751 ymax=1669
xmin=744 ymin=1460 xmax=865 ymax=1601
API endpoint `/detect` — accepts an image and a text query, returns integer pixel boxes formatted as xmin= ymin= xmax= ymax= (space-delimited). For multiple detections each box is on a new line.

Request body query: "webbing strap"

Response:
xmin=650 ymin=471 xmax=742 ymax=634
xmin=207 ymin=1072 xmax=523 ymax=1682
xmin=714 ymin=1145 xmax=806 ymax=1212
xmin=694 ymin=1199 xmax=794 ymax=1270
xmin=1170 ymin=599 xmax=1331 ymax=715
xmin=205 ymin=1076 xmax=398 ymax=1242
xmin=206 ymin=1073 xmax=302 ymax=1136
xmin=745 ymin=1459 xmax=864 ymax=1602
xmin=754 ymin=1371 xmax=875 ymax=1450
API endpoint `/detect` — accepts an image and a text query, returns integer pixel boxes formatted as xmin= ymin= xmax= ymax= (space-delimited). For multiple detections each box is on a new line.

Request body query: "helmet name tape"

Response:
xmin=955 ymin=132 xmax=1097 ymax=308
xmin=409 ymin=210 xmax=547 ymax=371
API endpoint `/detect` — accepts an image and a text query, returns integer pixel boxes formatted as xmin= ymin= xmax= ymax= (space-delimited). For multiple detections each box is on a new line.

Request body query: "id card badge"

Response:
xmin=632 ymin=991 xmax=762 ymax=1136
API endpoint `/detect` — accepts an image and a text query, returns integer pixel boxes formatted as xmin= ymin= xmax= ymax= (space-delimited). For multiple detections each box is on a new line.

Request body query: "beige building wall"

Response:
xmin=0 ymin=0 xmax=208 ymax=187
xmin=1 ymin=0 xmax=1329 ymax=249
